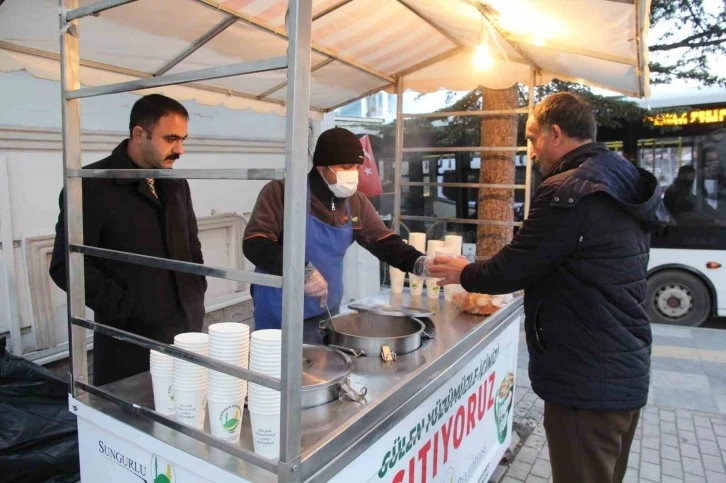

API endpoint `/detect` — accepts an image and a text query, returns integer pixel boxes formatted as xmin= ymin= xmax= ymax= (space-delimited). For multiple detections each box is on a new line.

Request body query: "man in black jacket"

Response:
xmin=430 ymin=93 xmax=669 ymax=483
xmin=50 ymin=94 xmax=207 ymax=386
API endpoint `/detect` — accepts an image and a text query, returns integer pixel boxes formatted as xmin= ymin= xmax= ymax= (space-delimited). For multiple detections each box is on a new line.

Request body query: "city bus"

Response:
xmin=599 ymin=98 xmax=726 ymax=326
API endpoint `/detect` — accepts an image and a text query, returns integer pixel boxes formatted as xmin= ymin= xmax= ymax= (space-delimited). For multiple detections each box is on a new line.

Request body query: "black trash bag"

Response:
xmin=0 ymin=337 xmax=80 ymax=483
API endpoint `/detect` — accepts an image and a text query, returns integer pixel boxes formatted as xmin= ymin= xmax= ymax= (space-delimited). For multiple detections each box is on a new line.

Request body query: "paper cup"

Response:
xmin=250 ymin=411 xmax=280 ymax=459
xmin=208 ymin=399 xmax=244 ymax=443
xmin=174 ymin=387 xmax=206 ymax=429
xmin=209 ymin=322 xmax=250 ymax=335
xmin=427 ymin=240 xmax=445 ymax=257
xmin=409 ymin=274 xmax=424 ymax=296
xmin=436 ymin=248 xmax=465 ymax=301
xmin=151 ymin=373 xmax=175 ymax=416
xmin=174 ymin=332 xmax=209 ymax=349
xmin=209 ymin=387 xmax=246 ymax=400
xmin=426 ymin=278 xmax=441 ymax=299
xmin=251 ymin=329 xmax=281 ymax=342
xmin=444 ymin=235 xmax=463 ymax=252
xmin=408 ymin=232 xmax=426 ymax=252
xmin=389 ymin=266 xmax=405 ymax=293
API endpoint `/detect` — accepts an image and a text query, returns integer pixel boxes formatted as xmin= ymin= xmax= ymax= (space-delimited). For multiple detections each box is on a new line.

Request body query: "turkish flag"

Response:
xmin=357 ymin=135 xmax=383 ymax=197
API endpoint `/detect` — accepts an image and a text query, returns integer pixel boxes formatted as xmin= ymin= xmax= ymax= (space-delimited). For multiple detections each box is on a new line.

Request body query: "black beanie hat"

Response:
xmin=313 ymin=127 xmax=364 ymax=167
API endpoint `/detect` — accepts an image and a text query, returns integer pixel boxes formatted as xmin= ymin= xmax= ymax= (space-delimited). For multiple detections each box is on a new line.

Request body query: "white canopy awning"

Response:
xmin=0 ymin=0 xmax=651 ymax=116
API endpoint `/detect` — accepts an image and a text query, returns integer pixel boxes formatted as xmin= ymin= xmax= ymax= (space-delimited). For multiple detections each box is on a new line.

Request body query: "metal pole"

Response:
xmin=393 ymin=77 xmax=404 ymax=234
xmin=60 ymin=0 xmax=88 ymax=395
xmin=279 ymin=0 xmax=312 ymax=481
xmin=0 ymin=156 xmax=22 ymax=355
xmin=524 ymin=67 xmax=536 ymax=219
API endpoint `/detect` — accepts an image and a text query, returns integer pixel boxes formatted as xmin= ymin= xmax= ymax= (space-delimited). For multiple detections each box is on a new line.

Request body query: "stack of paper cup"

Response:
xmin=248 ymin=330 xmax=282 ymax=459
xmin=408 ymin=233 xmax=427 ymax=296
xmin=150 ymin=350 xmax=175 ymax=416
xmin=389 ymin=265 xmax=405 ymax=294
xmin=173 ymin=333 xmax=209 ymax=430
xmin=408 ymin=232 xmax=427 ymax=252
xmin=207 ymin=323 xmax=250 ymax=444
xmin=444 ymin=235 xmax=463 ymax=255
xmin=426 ymin=240 xmax=445 ymax=299
xmin=437 ymin=247 xmax=464 ymax=302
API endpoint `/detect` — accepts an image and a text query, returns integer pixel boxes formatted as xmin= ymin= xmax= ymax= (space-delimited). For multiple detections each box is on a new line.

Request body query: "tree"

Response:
xmin=649 ymin=0 xmax=726 ymax=86
xmin=477 ymin=87 xmax=519 ymax=258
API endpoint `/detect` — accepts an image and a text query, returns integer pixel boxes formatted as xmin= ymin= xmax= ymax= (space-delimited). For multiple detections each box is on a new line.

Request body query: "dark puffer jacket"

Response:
xmin=461 ymin=142 xmax=669 ymax=411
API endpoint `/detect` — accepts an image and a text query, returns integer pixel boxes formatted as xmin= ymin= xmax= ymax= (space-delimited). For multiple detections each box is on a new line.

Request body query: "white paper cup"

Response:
xmin=249 ymin=363 xmax=280 ymax=370
xmin=408 ymin=232 xmax=427 ymax=252
xmin=251 ymin=329 xmax=281 ymax=342
xmin=174 ymin=387 xmax=206 ymax=429
xmin=444 ymin=235 xmax=463 ymax=249
xmin=389 ymin=266 xmax=405 ymax=293
xmin=436 ymin=248 xmax=465 ymax=301
xmin=208 ymin=399 xmax=244 ymax=443
xmin=174 ymin=332 xmax=209 ymax=349
xmin=250 ymin=411 xmax=280 ymax=459
xmin=427 ymin=240 xmax=445 ymax=257
xmin=248 ymin=361 xmax=281 ymax=369
xmin=209 ymin=322 xmax=250 ymax=336
xmin=173 ymin=380 xmax=207 ymax=391
xmin=150 ymin=368 xmax=173 ymax=377
xmin=209 ymin=388 xmax=246 ymax=400
xmin=210 ymin=349 xmax=248 ymax=359
xmin=209 ymin=345 xmax=246 ymax=352
xmin=151 ymin=373 xmax=175 ymax=415
xmin=249 ymin=352 xmax=280 ymax=359
xmin=426 ymin=278 xmax=441 ymax=299
xmin=409 ymin=274 xmax=424 ymax=296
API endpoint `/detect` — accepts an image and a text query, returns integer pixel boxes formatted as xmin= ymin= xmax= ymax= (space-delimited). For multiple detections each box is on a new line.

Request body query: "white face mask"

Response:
xmin=326 ymin=167 xmax=358 ymax=198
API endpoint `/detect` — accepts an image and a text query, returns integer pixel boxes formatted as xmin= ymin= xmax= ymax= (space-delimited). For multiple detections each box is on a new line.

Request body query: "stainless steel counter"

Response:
xmin=76 ymin=290 xmax=523 ymax=482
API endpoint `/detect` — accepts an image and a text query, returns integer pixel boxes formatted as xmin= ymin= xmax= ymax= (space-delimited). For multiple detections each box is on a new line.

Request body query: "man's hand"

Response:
xmin=429 ymin=256 xmax=470 ymax=286
xmin=304 ymin=269 xmax=329 ymax=304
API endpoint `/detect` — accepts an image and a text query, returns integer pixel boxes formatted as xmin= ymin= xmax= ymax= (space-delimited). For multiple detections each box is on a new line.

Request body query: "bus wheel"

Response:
xmin=647 ymin=270 xmax=711 ymax=327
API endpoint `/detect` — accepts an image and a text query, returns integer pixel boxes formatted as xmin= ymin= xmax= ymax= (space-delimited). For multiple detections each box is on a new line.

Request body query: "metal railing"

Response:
xmin=392 ymin=75 xmax=537 ymax=235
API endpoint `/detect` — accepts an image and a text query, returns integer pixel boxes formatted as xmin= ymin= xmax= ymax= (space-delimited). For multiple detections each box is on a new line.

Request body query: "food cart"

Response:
xmin=0 ymin=1 xmax=650 ymax=481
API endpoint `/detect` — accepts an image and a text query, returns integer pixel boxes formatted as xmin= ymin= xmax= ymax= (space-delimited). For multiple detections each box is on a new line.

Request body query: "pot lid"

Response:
xmin=302 ymin=344 xmax=352 ymax=389
xmin=347 ymin=303 xmax=434 ymax=318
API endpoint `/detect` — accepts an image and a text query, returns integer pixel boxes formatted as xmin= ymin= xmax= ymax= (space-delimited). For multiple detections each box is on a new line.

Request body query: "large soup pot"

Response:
xmin=319 ymin=311 xmax=434 ymax=360
xmin=301 ymin=344 xmax=367 ymax=409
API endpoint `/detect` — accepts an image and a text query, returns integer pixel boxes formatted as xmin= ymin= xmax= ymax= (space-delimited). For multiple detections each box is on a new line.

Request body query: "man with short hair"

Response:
xmin=431 ymin=92 xmax=669 ymax=483
xmin=50 ymin=94 xmax=207 ymax=386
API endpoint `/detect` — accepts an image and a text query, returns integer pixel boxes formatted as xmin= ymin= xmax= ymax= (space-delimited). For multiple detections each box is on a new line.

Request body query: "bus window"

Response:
xmin=649 ymin=133 xmax=726 ymax=249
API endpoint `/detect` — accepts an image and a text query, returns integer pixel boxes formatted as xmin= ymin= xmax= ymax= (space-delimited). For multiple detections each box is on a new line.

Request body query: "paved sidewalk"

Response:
xmin=499 ymin=323 xmax=726 ymax=483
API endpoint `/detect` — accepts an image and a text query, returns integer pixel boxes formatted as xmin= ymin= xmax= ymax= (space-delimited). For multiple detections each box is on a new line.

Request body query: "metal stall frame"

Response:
xmin=58 ymin=2 xmax=539 ymax=482
xmin=392 ymin=69 xmax=539 ymax=241
xmin=60 ymin=0 xmax=311 ymax=480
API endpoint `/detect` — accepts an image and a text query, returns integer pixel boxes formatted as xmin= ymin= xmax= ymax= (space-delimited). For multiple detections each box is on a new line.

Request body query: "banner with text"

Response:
xmin=78 ymin=418 xmax=225 ymax=483
xmin=330 ymin=318 xmax=520 ymax=483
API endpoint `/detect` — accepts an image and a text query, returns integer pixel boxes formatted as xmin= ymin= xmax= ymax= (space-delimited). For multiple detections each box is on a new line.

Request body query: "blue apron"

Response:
xmin=252 ymin=191 xmax=354 ymax=330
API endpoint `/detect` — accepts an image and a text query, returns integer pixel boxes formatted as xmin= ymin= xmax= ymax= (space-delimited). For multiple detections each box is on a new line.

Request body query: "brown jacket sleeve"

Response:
xmin=242 ymin=181 xmax=287 ymax=275
xmin=351 ymin=193 xmax=424 ymax=273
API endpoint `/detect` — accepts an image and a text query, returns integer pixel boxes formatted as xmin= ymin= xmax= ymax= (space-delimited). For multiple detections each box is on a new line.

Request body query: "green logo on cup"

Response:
xmin=151 ymin=454 xmax=174 ymax=483
xmin=221 ymin=406 xmax=242 ymax=432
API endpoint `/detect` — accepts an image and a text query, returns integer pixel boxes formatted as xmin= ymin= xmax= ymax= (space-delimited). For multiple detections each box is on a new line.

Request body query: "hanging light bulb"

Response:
xmin=473 ymin=43 xmax=494 ymax=71
xmin=532 ymin=35 xmax=546 ymax=47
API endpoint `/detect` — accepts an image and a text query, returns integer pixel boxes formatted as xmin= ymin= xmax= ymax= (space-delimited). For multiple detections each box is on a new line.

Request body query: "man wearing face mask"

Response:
xmin=243 ymin=127 xmax=427 ymax=330
xmin=49 ymin=94 xmax=207 ymax=386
